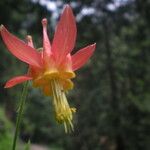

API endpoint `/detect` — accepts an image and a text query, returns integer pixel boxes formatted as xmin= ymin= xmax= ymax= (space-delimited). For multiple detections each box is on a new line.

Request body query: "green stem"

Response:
xmin=12 ymin=82 xmax=29 ymax=150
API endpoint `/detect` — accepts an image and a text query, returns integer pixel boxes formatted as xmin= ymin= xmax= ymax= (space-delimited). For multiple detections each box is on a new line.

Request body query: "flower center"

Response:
xmin=50 ymin=79 xmax=76 ymax=133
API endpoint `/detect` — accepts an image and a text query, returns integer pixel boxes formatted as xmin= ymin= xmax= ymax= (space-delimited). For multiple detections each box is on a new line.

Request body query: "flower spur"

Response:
xmin=0 ymin=5 xmax=96 ymax=132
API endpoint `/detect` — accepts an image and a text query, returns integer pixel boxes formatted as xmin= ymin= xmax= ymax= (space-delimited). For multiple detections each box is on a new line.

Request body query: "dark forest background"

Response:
xmin=0 ymin=0 xmax=150 ymax=150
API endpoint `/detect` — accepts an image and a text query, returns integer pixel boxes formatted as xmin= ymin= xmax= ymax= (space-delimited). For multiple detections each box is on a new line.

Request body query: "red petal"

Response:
xmin=0 ymin=25 xmax=42 ymax=68
xmin=72 ymin=43 xmax=96 ymax=71
xmin=4 ymin=75 xmax=32 ymax=88
xmin=52 ymin=5 xmax=77 ymax=63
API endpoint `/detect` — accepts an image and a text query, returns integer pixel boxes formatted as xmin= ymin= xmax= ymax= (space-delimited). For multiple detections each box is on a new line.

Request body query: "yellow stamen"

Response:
xmin=50 ymin=79 xmax=76 ymax=133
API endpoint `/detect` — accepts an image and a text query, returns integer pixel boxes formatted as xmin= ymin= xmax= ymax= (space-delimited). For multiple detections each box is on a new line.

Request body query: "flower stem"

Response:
xmin=12 ymin=82 xmax=29 ymax=150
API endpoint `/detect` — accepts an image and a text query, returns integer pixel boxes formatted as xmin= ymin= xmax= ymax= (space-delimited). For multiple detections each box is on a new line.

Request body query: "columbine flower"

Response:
xmin=0 ymin=5 xmax=96 ymax=132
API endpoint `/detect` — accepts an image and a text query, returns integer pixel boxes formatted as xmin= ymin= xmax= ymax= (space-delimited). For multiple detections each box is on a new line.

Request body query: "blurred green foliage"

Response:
xmin=0 ymin=0 xmax=150 ymax=150
xmin=0 ymin=107 xmax=13 ymax=150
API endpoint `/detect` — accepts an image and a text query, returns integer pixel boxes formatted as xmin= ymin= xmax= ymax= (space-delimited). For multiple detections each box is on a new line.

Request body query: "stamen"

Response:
xmin=50 ymin=79 xmax=76 ymax=133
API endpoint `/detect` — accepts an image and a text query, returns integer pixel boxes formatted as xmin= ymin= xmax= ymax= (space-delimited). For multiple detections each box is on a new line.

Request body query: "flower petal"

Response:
xmin=71 ymin=43 xmax=96 ymax=71
xmin=52 ymin=5 xmax=77 ymax=62
xmin=0 ymin=25 xmax=42 ymax=68
xmin=4 ymin=75 xmax=32 ymax=88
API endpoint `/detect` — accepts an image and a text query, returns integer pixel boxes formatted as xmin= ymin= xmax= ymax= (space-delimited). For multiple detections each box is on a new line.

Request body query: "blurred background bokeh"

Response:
xmin=0 ymin=0 xmax=150 ymax=150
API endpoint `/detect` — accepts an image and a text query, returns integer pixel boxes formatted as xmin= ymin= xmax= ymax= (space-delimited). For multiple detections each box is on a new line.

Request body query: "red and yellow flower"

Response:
xmin=0 ymin=5 xmax=96 ymax=132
